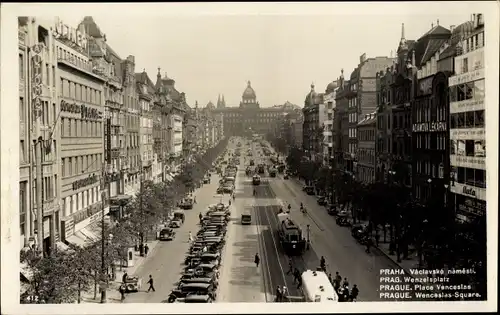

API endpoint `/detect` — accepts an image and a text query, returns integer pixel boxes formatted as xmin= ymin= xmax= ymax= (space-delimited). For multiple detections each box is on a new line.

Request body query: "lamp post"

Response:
xmin=306 ymin=224 xmax=311 ymax=250
xmin=387 ymin=170 xmax=397 ymax=255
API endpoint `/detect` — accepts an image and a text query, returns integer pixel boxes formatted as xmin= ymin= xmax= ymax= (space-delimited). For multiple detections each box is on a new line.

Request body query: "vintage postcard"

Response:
xmin=1 ymin=2 xmax=498 ymax=314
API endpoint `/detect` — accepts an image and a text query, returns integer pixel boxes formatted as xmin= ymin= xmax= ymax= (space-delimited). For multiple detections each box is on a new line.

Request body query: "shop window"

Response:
xmin=465 ymin=168 xmax=475 ymax=186
xmin=465 ymin=111 xmax=474 ymax=128
xmin=457 ymin=167 xmax=465 ymax=183
xmin=474 ymin=110 xmax=485 ymax=128
xmin=476 ymin=169 xmax=486 ymax=188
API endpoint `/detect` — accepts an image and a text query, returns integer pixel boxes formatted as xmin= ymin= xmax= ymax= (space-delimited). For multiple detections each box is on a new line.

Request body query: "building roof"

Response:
xmin=325 ymin=81 xmax=338 ymax=94
xmin=206 ymin=101 xmax=215 ymax=109
xmin=421 ymin=38 xmax=449 ymax=64
xmin=242 ymin=81 xmax=256 ymax=99
xmin=135 ymin=71 xmax=156 ymax=94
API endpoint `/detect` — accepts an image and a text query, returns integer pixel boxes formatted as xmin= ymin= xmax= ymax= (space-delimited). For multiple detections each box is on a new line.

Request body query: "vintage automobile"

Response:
xmin=327 ymin=205 xmax=339 ymax=216
xmin=317 ymin=196 xmax=328 ymax=206
xmin=168 ymin=283 xmax=217 ymax=303
xmin=159 ymin=228 xmax=175 ymax=241
xmin=303 ymin=186 xmax=315 ymax=195
xmin=283 ymin=174 xmax=289 ymax=179
xmin=336 ymin=212 xmax=350 ymax=226
xmin=203 ymin=176 xmax=210 ymax=184
xmin=174 ymin=294 xmax=214 ymax=303
xmin=216 ymin=186 xmax=225 ymax=194
xmin=351 ymin=224 xmax=369 ymax=240
xmin=169 ymin=219 xmax=182 ymax=228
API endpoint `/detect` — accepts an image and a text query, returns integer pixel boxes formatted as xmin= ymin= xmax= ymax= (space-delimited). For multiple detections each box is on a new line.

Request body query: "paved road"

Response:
xmin=268 ymin=174 xmax=413 ymax=301
xmin=216 ymin=157 xmax=266 ymax=303
xmin=122 ymin=174 xmax=228 ymax=303
xmin=254 ymin=180 xmax=322 ymax=301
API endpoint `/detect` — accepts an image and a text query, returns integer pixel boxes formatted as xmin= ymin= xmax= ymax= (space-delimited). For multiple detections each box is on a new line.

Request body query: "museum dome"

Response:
xmin=242 ymin=81 xmax=256 ymax=99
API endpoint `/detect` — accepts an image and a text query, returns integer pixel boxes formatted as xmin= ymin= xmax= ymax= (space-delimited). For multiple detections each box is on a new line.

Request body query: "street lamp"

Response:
xmin=306 ymin=224 xmax=311 ymax=250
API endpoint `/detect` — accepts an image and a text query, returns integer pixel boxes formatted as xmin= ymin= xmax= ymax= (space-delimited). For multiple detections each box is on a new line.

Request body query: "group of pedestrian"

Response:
xmin=331 ymin=271 xmax=359 ymax=302
xmin=275 ymin=285 xmax=289 ymax=302
xmin=118 ymin=273 xmax=156 ymax=302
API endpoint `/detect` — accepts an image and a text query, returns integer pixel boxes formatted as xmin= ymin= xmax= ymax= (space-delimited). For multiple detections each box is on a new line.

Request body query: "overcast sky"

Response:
xmin=7 ymin=2 xmax=486 ymax=108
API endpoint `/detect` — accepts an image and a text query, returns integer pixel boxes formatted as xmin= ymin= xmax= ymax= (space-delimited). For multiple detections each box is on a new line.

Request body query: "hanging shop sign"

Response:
xmin=448 ymin=67 xmax=484 ymax=87
xmin=412 ymin=121 xmax=447 ymax=133
xmin=60 ymin=100 xmax=103 ymax=121
xmin=31 ymin=43 xmax=44 ymax=119
xmin=72 ymin=174 xmax=99 ymax=191
xmin=456 ymin=195 xmax=486 ymax=217
xmin=450 ymin=183 xmax=486 ymax=201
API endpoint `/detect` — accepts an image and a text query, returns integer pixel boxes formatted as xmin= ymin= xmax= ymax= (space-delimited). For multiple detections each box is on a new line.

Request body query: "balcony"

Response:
xmin=57 ymin=55 xmax=105 ymax=82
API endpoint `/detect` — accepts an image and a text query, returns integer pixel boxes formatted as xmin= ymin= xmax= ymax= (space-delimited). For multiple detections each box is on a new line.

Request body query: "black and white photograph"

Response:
xmin=1 ymin=2 xmax=498 ymax=314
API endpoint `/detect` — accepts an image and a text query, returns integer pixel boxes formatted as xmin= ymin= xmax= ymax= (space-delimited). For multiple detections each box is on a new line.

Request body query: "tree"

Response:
xmin=20 ymin=248 xmax=82 ymax=303
xmin=286 ymin=146 xmax=304 ymax=173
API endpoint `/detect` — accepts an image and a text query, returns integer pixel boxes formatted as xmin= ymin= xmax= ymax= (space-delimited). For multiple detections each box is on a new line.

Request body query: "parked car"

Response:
xmin=327 ymin=205 xmax=338 ymax=216
xmin=159 ymin=228 xmax=175 ymax=241
xmin=304 ymin=186 xmax=315 ymax=195
xmin=317 ymin=196 xmax=327 ymax=206
xmin=351 ymin=224 xmax=369 ymax=240
xmin=169 ymin=220 xmax=182 ymax=228
xmin=283 ymin=174 xmax=289 ymax=179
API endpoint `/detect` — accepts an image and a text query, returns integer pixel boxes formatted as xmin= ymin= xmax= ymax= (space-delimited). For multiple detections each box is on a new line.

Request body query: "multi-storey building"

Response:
xmin=182 ymin=105 xmax=198 ymax=160
xmin=357 ymin=112 xmax=377 ymax=183
xmin=55 ymin=19 xmax=109 ymax=247
xmin=375 ymin=67 xmax=396 ymax=182
xmin=323 ymin=81 xmax=338 ymax=166
xmin=448 ymin=14 xmax=485 ymax=222
xmin=18 ymin=17 xmax=61 ymax=252
xmin=334 ymin=70 xmax=351 ymax=175
xmin=79 ymin=16 xmax=129 ymax=220
xmin=135 ymin=71 xmax=155 ymax=181
xmin=412 ymin=21 xmax=473 ymax=212
xmin=345 ymin=54 xmax=395 ymax=181
xmin=154 ymin=72 xmax=185 ymax=171
xmin=213 ymin=82 xmax=298 ymax=137
xmin=122 ymin=55 xmax=141 ymax=197
xmin=302 ymin=84 xmax=324 ymax=162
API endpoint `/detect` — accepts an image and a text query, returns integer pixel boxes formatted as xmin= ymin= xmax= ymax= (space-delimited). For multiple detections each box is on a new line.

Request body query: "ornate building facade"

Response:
xmin=212 ymin=81 xmax=299 ymax=137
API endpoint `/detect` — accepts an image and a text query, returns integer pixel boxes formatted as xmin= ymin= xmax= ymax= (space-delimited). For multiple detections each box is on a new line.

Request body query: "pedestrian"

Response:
xmin=342 ymin=278 xmax=349 ymax=289
xmin=144 ymin=244 xmax=149 ymax=256
xmin=194 ymin=196 xmax=197 ymax=204
xmin=328 ymin=273 xmax=333 ymax=284
xmin=199 ymin=212 xmax=203 ymax=222
xmin=122 ymin=272 xmax=128 ymax=284
xmin=282 ymin=286 xmax=288 ymax=301
xmin=229 ymin=199 xmax=232 ymax=206
xmin=365 ymin=237 xmax=372 ymax=253
xmin=254 ymin=253 xmax=260 ymax=268
xmin=188 ymin=231 xmax=193 ymax=243
xmin=119 ymin=284 xmax=126 ymax=302
xmin=296 ymin=276 xmax=302 ymax=290
xmin=275 ymin=285 xmax=282 ymax=302
xmin=293 ymin=268 xmax=300 ymax=284
xmin=334 ymin=272 xmax=342 ymax=285
xmin=286 ymin=259 xmax=293 ymax=275
xmin=375 ymin=233 xmax=380 ymax=247
xmin=350 ymin=284 xmax=359 ymax=301
xmin=147 ymin=275 xmax=155 ymax=292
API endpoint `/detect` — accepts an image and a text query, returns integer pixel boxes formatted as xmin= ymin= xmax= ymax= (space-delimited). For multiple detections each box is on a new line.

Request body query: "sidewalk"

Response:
xmin=290 ymin=177 xmax=421 ymax=277
xmin=80 ymin=177 xmax=214 ymax=304
xmin=80 ymin=239 xmax=161 ymax=304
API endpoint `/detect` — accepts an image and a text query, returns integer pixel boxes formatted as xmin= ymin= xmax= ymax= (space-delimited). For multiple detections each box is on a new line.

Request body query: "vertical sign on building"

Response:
xmin=106 ymin=118 xmax=112 ymax=163
xmin=31 ymin=44 xmax=44 ymax=119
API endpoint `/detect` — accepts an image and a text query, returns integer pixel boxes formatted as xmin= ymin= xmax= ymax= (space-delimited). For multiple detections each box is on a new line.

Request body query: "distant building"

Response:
xmin=302 ymin=84 xmax=324 ymax=162
xmin=323 ymin=81 xmax=339 ymax=166
xmin=212 ymin=81 xmax=299 ymax=136
xmin=357 ymin=112 xmax=377 ymax=184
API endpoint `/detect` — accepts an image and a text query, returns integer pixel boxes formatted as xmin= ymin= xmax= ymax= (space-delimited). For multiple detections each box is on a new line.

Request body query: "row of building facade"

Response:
xmin=18 ymin=16 xmax=224 ymax=254
xmin=277 ymin=14 xmax=485 ymax=224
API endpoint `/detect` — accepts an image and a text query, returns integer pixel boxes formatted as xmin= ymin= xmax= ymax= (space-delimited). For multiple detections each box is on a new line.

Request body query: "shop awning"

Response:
xmin=66 ymin=231 xmax=90 ymax=248
xmin=56 ymin=241 xmax=70 ymax=252
xmin=20 ymin=262 xmax=33 ymax=282
xmin=80 ymin=226 xmax=99 ymax=242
